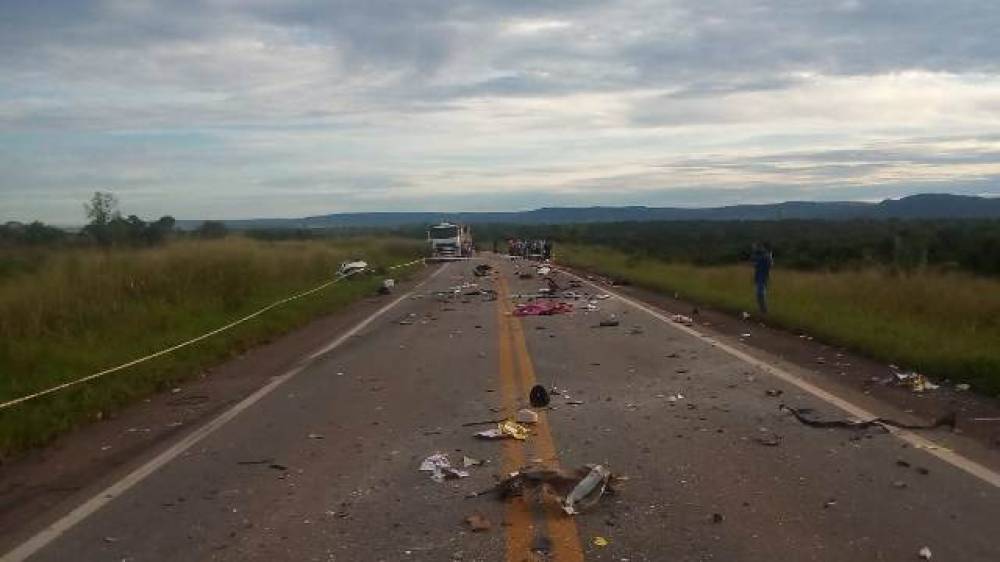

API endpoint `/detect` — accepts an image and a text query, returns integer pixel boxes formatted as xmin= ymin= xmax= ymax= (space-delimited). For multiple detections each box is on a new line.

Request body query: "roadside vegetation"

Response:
xmin=558 ymin=243 xmax=1000 ymax=396
xmin=473 ymin=219 xmax=1000 ymax=275
xmin=0 ymin=229 xmax=423 ymax=457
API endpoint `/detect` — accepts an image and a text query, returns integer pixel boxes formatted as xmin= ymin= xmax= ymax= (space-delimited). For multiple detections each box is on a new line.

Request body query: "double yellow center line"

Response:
xmin=494 ymin=270 xmax=584 ymax=562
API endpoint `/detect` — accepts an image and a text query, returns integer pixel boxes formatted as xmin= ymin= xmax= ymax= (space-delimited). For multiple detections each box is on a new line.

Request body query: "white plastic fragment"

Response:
xmin=419 ymin=453 xmax=469 ymax=483
xmin=918 ymin=546 xmax=932 ymax=560
xmin=562 ymin=465 xmax=611 ymax=515
xmin=516 ymin=408 xmax=539 ymax=424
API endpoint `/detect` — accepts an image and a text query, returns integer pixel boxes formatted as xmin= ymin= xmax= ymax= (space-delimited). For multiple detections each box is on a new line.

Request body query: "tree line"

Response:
xmin=469 ymin=219 xmax=1000 ymax=275
xmin=1 ymin=192 xmax=228 ymax=247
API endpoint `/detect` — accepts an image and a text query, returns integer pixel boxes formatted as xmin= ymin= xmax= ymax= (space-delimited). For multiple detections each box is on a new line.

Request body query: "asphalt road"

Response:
xmin=4 ymin=257 xmax=999 ymax=561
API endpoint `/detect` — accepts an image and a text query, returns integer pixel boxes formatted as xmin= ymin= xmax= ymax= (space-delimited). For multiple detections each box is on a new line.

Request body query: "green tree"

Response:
xmin=84 ymin=191 xmax=119 ymax=226
xmin=83 ymin=191 xmax=121 ymax=246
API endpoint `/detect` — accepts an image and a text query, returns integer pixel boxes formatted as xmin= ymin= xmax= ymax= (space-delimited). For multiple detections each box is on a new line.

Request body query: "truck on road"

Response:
xmin=427 ymin=222 xmax=473 ymax=261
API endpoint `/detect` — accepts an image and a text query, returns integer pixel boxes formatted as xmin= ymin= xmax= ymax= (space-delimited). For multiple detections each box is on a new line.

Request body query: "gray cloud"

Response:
xmin=2 ymin=1 xmax=1000 ymax=222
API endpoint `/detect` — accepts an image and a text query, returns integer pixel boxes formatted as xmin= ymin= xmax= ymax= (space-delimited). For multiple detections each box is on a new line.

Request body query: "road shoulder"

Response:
xmin=0 ymin=265 xmax=436 ymax=553
xmin=557 ymin=263 xmax=1000 ymax=472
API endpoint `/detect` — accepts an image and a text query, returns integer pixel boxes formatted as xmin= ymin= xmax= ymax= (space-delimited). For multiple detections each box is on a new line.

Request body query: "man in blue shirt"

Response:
xmin=752 ymin=243 xmax=773 ymax=315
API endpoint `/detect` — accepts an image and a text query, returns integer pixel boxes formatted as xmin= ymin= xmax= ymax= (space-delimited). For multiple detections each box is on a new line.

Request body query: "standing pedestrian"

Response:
xmin=751 ymin=242 xmax=773 ymax=315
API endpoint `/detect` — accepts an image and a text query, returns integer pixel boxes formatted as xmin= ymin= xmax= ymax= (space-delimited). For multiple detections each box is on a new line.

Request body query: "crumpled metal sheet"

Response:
xmin=475 ymin=420 xmax=530 ymax=440
xmin=419 ymin=452 xmax=470 ymax=483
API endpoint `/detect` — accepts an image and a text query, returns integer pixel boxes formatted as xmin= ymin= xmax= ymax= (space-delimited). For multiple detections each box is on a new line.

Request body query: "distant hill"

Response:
xmin=177 ymin=193 xmax=1000 ymax=230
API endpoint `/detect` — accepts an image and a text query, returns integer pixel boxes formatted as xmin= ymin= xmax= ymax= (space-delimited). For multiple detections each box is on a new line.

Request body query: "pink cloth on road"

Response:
xmin=513 ymin=301 xmax=573 ymax=316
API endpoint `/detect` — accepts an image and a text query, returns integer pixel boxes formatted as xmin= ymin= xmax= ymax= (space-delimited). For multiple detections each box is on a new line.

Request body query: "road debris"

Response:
xmin=918 ymin=546 xmax=932 ymax=559
xmin=598 ymin=315 xmax=620 ymax=327
xmin=765 ymin=389 xmax=784 ymax=397
xmin=465 ymin=513 xmax=492 ymax=532
xmin=473 ymin=264 xmax=493 ymax=277
xmin=468 ymin=464 xmax=620 ymax=515
xmin=167 ymin=395 xmax=210 ymax=407
xmin=463 ymin=456 xmax=485 ymax=468
xmin=592 ymin=536 xmax=609 ymax=547
xmin=338 ymin=259 xmax=368 ymax=276
xmin=670 ymin=314 xmax=694 ymax=326
xmin=378 ymin=278 xmax=395 ymax=295
xmin=529 ymin=384 xmax=551 ymax=407
xmin=307 ymin=433 xmax=325 ymax=440
xmin=237 ymin=458 xmax=275 ymax=465
xmin=562 ymin=465 xmax=612 ymax=515
xmin=780 ymin=405 xmax=956 ymax=431
xmin=516 ymin=408 xmax=539 ymax=424
xmin=890 ymin=371 xmax=940 ymax=392
xmin=474 ymin=420 xmax=530 ymax=440
xmin=513 ymin=301 xmax=573 ymax=316
xmin=420 ymin=453 xmax=470 ymax=483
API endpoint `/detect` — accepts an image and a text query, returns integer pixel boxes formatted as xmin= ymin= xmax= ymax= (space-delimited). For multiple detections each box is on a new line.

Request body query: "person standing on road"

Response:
xmin=752 ymin=242 xmax=773 ymax=315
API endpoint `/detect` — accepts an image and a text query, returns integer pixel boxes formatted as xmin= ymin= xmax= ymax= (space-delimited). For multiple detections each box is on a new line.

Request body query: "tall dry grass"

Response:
xmin=0 ymin=237 xmax=424 ymax=455
xmin=559 ymin=244 xmax=1000 ymax=394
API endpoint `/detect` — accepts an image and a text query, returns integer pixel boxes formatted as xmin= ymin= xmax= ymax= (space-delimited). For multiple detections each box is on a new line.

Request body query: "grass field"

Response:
xmin=0 ymin=237 xmax=424 ymax=456
xmin=558 ymin=243 xmax=1000 ymax=396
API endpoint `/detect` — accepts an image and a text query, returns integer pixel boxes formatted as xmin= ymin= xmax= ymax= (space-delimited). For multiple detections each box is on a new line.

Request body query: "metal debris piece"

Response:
xmin=891 ymin=371 xmax=940 ymax=392
xmin=474 ymin=420 xmax=530 ymax=441
xmin=420 ymin=453 xmax=470 ymax=482
xmin=338 ymin=260 xmax=368 ymax=276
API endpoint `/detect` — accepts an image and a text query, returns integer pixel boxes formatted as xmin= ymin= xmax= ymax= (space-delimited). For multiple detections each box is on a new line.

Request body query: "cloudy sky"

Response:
xmin=3 ymin=0 xmax=1000 ymax=223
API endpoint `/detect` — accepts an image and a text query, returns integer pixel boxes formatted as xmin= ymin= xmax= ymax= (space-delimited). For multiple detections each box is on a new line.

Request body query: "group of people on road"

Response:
xmin=506 ymin=238 xmax=553 ymax=260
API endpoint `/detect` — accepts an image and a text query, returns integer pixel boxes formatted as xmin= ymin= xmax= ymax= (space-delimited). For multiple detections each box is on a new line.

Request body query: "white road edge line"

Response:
xmin=558 ymin=267 xmax=1000 ymax=489
xmin=1 ymin=263 xmax=448 ymax=562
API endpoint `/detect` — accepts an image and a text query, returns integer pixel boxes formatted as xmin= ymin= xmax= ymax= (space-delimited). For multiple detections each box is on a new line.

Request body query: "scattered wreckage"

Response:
xmin=337 ymin=259 xmax=369 ymax=276
xmin=467 ymin=464 xmax=620 ymax=516
xmin=779 ymin=404 xmax=956 ymax=431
